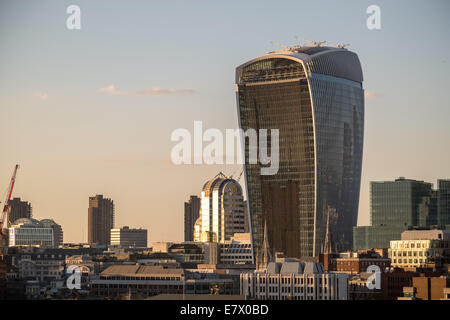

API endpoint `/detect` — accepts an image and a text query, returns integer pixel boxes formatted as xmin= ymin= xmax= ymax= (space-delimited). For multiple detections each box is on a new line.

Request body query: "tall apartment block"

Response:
xmin=184 ymin=195 xmax=200 ymax=242
xmin=236 ymin=44 xmax=364 ymax=258
xmin=88 ymin=195 xmax=114 ymax=246
xmin=8 ymin=197 xmax=32 ymax=224
xmin=353 ymin=178 xmax=437 ymax=250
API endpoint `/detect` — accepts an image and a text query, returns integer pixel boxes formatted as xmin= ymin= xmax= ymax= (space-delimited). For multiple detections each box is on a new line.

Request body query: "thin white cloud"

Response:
xmin=98 ymin=84 xmax=194 ymax=96
xmin=34 ymin=91 xmax=48 ymax=100
xmin=364 ymin=90 xmax=380 ymax=99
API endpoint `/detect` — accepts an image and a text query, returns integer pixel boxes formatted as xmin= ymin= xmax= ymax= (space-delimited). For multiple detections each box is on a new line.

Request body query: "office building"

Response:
xmin=8 ymin=198 xmax=32 ymax=224
xmin=389 ymin=230 xmax=450 ymax=269
xmin=354 ymin=178 xmax=437 ymax=250
xmin=236 ymin=44 xmax=364 ymax=258
xmin=197 ymin=173 xmax=245 ymax=243
xmin=110 ymin=226 xmax=148 ymax=248
xmin=8 ymin=218 xmax=54 ymax=247
xmin=184 ymin=195 xmax=200 ymax=242
xmin=438 ymin=180 xmax=450 ymax=227
xmin=88 ymin=195 xmax=114 ymax=245
xmin=240 ymin=258 xmax=348 ymax=300
xmin=40 ymin=219 xmax=63 ymax=247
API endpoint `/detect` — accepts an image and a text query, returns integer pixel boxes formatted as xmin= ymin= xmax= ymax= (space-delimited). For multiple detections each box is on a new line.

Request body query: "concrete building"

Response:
xmin=389 ymin=230 xmax=450 ymax=269
xmin=110 ymin=226 xmax=148 ymax=248
xmin=240 ymin=258 xmax=348 ymax=300
xmin=197 ymin=173 xmax=245 ymax=243
xmin=88 ymin=195 xmax=114 ymax=245
xmin=40 ymin=219 xmax=63 ymax=247
xmin=219 ymin=233 xmax=253 ymax=265
xmin=354 ymin=178 xmax=437 ymax=250
xmin=8 ymin=198 xmax=32 ymax=224
xmin=236 ymin=44 xmax=364 ymax=258
xmin=151 ymin=242 xmax=174 ymax=253
xmin=8 ymin=218 xmax=54 ymax=247
xmin=184 ymin=195 xmax=200 ymax=242
xmin=202 ymin=233 xmax=253 ymax=265
xmin=16 ymin=251 xmax=65 ymax=286
xmin=90 ymin=264 xmax=186 ymax=298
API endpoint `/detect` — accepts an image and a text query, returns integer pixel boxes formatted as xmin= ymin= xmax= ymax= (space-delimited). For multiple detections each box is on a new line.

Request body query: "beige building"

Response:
xmin=389 ymin=230 xmax=450 ymax=268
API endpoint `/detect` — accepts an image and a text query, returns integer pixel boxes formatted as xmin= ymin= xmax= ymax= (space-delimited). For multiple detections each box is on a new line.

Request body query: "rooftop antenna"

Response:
xmin=295 ymin=36 xmax=327 ymax=47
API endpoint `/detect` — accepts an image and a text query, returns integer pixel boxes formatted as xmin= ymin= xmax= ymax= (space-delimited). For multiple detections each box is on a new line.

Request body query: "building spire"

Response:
xmin=324 ymin=206 xmax=333 ymax=254
xmin=261 ymin=219 xmax=272 ymax=268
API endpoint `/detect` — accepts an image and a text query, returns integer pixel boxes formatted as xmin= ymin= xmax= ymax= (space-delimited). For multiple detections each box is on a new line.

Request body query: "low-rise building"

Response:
xmin=219 ymin=233 xmax=253 ymax=265
xmin=240 ymin=258 xmax=348 ymax=300
xmin=321 ymin=250 xmax=390 ymax=274
xmin=348 ymin=273 xmax=383 ymax=300
xmin=90 ymin=264 xmax=186 ymax=298
xmin=389 ymin=230 xmax=450 ymax=269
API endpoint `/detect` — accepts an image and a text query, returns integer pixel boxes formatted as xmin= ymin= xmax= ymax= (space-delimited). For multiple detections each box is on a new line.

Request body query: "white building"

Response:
xmin=9 ymin=218 xmax=54 ymax=247
xmin=389 ymin=230 xmax=450 ymax=268
xmin=195 ymin=173 xmax=245 ymax=243
xmin=110 ymin=226 xmax=148 ymax=248
xmin=240 ymin=258 xmax=348 ymax=300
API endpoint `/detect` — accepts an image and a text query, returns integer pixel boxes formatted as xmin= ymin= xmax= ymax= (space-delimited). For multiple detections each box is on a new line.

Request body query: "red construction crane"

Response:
xmin=236 ymin=168 xmax=244 ymax=182
xmin=0 ymin=164 xmax=19 ymax=253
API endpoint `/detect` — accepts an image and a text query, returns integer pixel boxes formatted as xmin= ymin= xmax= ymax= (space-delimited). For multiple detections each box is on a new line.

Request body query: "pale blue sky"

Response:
xmin=1 ymin=0 xmax=449 ymax=243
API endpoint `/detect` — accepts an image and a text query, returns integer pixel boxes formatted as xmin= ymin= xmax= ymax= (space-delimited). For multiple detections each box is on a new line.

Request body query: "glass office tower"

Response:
xmin=354 ymin=178 xmax=436 ymax=250
xmin=438 ymin=180 xmax=450 ymax=227
xmin=236 ymin=45 xmax=364 ymax=258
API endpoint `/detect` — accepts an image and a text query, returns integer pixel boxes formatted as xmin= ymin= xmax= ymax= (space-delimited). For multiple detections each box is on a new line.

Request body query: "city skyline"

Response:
xmin=1 ymin=0 xmax=450 ymax=244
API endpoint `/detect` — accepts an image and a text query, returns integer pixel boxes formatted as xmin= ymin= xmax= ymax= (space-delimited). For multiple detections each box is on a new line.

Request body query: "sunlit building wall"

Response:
xmin=198 ymin=174 xmax=245 ymax=243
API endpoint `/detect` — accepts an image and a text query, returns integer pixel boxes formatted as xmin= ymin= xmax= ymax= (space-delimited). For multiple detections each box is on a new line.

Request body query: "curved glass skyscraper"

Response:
xmin=236 ymin=45 xmax=364 ymax=258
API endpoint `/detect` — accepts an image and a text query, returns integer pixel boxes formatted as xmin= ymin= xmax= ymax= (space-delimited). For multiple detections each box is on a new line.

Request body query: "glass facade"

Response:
xmin=438 ymin=180 xmax=450 ymax=227
xmin=236 ymin=48 xmax=364 ymax=258
xmin=8 ymin=227 xmax=54 ymax=247
xmin=370 ymin=179 xmax=433 ymax=227
xmin=354 ymin=178 xmax=437 ymax=250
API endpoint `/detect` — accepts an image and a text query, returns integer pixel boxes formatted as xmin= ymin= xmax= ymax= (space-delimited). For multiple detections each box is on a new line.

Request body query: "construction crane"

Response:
xmin=0 ymin=164 xmax=19 ymax=254
xmin=236 ymin=168 xmax=244 ymax=183
xmin=327 ymin=42 xmax=350 ymax=49
xmin=295 ymin=36 xmax=327 ymax=47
